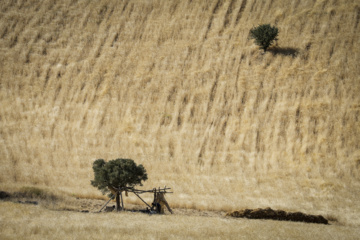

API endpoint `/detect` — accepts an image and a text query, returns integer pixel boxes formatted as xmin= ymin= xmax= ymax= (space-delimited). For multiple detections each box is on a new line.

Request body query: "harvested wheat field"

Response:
xmin=1 ymin=201 xmax=359 ymax=240
xmin=0 ymin=0 xmax=360 ymax=238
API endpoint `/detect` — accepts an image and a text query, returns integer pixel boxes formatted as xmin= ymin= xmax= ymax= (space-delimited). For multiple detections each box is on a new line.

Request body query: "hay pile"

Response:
xmin=226 ymin=208 xmax=328 ymax=224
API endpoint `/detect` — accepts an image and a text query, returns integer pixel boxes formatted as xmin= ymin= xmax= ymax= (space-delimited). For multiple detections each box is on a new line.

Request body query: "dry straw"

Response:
xmin=0 ymin=0 xmax=359 ymax=225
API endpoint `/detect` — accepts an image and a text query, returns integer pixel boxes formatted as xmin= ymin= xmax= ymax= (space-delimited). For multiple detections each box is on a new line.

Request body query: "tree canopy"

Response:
xmin=91 ymin=158 xmax=148 ymax=195
xmin=249 ymin=24 xmax=279 ymax=52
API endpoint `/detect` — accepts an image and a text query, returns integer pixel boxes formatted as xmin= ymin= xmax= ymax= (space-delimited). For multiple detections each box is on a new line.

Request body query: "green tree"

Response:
xmin=91 ymin=158 xmax=148 ymax=211
xmin=249 ymin=24 xmax=279 ymax=52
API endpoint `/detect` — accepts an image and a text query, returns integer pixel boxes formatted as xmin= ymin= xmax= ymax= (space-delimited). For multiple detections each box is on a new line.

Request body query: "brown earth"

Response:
xmin=0 ymin=190 xmax=225 ymax=218
xmin=2 ymin=190 xmax=331 ymax=225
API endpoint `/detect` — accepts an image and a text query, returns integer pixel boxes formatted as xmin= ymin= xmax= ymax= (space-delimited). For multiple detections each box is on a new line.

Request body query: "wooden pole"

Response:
xmin=98 ymin=194 xmax=114 ymax=212
xmin=120 ymin=191 xmax=124 ymax=211
xmin=133 ymin=192 xmax=152 ymax=209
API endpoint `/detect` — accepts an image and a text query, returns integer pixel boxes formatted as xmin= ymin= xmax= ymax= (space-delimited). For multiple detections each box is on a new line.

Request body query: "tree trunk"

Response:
xmin=108 ymin=185 xmax=121 ymax=211
xmin=115 ymin=192 xmax=121 ymax=211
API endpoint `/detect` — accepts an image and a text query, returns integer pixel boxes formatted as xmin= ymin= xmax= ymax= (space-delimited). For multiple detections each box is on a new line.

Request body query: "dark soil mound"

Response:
xmin=226 ymin=207 xmax=328 ymax=224
xmin=0 ymin=191 xmax=11 ymax=199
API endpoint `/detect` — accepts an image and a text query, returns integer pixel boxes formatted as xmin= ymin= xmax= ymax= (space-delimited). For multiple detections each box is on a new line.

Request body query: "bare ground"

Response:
xmin=1 ymin=190 xmax=335 ymax=225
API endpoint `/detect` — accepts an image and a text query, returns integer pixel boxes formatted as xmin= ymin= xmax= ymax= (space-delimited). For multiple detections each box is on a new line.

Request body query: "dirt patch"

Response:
xmin=226 ymin=207 xmax=328 ymax=224
xmin=0 ymin=189 xmax=329 ymax=223
xmin=0 ymin=189 xmax=225 ymax=217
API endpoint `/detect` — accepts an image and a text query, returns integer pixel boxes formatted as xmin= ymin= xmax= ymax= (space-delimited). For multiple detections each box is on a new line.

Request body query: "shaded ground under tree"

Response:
xmin=267 ymin=47 xmax=299 ymax=57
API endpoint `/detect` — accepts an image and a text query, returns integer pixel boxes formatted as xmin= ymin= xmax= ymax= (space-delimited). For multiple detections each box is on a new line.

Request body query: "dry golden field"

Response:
xmin=0 ymin=0 xmax=360 ymax=236
xmin=1 ymin=201 xmax=360 ymax=240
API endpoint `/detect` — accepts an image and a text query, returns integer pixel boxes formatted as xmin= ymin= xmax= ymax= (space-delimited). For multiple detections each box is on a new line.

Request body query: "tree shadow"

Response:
xmin=267 ymin=47 xmax=299 ymax=58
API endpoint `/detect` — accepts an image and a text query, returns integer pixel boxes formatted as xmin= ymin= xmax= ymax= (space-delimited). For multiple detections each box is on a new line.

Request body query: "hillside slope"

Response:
xmin=0 ymin=0 xmax=359 ymax=224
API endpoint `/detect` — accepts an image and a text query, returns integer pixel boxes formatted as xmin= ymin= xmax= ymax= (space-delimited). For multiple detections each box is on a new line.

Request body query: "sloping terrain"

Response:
xmin=0 ymin=0 xmax=359 ymax=225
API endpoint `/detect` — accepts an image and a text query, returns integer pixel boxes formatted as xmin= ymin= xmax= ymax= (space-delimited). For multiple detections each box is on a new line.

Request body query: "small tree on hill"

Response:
xmin=249 ymin=24 xmax=279 ymax=52
xmin=91 ymin=158 xmax=148 ymax=211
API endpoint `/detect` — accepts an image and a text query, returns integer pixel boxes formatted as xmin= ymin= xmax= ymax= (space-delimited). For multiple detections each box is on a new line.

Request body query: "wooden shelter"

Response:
xmin=99 ymin=186 xmax=173 ymax=214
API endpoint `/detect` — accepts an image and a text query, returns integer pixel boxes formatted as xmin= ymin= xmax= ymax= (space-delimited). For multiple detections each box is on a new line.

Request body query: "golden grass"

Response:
xmin=1 ymin=202 xmax=359 ymax=240
xmin=0 ymin=0 xmax=359 ymax=229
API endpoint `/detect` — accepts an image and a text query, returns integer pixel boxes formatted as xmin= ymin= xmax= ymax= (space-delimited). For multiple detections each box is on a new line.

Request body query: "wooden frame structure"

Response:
xmin=99 ymin=186 xmax=173 ymax=214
